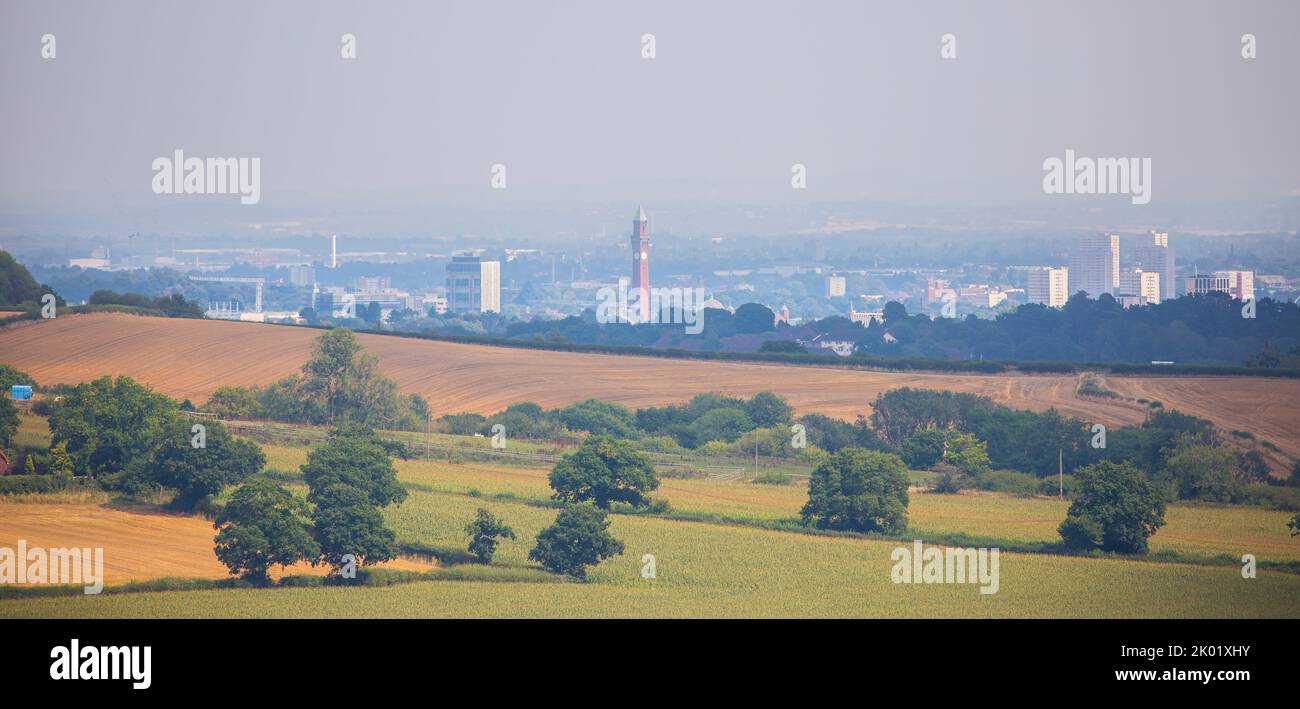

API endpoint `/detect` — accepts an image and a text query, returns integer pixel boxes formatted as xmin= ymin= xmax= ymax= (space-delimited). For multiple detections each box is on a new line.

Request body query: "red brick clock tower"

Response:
xmin=631 ymin=205 xmax=651 ymax=322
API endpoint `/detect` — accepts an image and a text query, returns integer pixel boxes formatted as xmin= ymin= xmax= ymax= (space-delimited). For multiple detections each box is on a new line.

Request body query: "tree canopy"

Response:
xmin=464 ymin=508 xmax=516 ymax=564
xmin=548 ymin=435 xmax=659 ymax=509
xmin=528 ymin=502 xmax=625 ymax=580
xmin=1059 ymin=461 xmax=1166 ymax=554
xmin=301 ymin=428 xmax=407 ymax=508
xmin=144 ymin=419 xmax=265 ymax=510
xmin=801 ymin=449 xmax=910 ymax=533
xmin=48 ymin=376 xmax=177 ymax=481
xmin=213 ymin=478 xmax=319 ymax=583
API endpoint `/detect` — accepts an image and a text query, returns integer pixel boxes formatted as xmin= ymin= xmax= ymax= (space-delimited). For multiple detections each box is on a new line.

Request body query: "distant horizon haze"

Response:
xmin=1 ymin=0 xmax=1298 ymax=237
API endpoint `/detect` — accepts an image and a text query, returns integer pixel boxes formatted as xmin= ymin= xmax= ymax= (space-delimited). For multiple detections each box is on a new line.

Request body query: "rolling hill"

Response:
xmin=1 ymin=312 xmax=1298 ymax=460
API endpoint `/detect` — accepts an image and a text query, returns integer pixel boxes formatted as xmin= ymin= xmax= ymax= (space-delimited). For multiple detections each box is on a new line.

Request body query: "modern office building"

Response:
xmin=1134 ymin=230 xmax=1175 ymax=300
xmin=1214 ymin=270 xmax=1255 ymax=301
xmin=925 ymin=276 xmax=955 ymax=306
xmin=825 ymin=275 xmax=846 ymax=297
xmin=1027 ymin=267 xmax=1070 ymax=307
xmin=1119 ymin=268 xmax=1161 ymax=306
xmin=353 ymin=276 xmax=392 ymax=293
xmin=1069 ymin=234 xmax=1120 ymax=298
xmin=446 ymin=255 xmax=501 ymax=313
xmin=1184 ymin=273 xmax=1232 ymax=297
xmin=287 ymin=264 xmax=315 ymax=287
xmin=958 ymin=285 xmax=1007 ymax=308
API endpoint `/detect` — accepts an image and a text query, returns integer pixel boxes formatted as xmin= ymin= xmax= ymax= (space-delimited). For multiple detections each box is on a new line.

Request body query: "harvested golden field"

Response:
xmin=0 ymin=502 xmax=434 ymax=585
xmin=2 ymin=313 xmax=1298 ymax=459
xmin=6 ymin=488 xmax=1299 ymax=619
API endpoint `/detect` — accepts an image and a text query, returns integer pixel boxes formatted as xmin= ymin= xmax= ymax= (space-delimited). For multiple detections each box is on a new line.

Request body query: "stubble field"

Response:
xmin=2 ymin=313 xmax=1297 ymax=460
xmin=2 ymin=315 xmax=1299 ymax=618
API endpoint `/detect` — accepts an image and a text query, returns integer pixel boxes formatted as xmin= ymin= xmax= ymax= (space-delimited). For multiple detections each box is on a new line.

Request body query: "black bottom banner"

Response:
xmin=0 ymin=618 xmax=1288 ymax=696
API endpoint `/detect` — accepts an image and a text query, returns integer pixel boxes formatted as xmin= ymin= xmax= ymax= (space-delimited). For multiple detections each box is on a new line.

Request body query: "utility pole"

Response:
xmin=1058 ymin=448 xmax=1064 ymax=498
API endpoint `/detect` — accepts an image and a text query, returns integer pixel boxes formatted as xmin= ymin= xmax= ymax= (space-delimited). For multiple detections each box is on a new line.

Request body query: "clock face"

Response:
xmin=641 ymin=252 xmax=647 ymax=260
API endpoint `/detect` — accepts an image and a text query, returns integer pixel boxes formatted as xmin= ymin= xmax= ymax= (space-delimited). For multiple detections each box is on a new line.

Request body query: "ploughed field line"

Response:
xmin=3 ymin=313 xmax=1297 ymax=461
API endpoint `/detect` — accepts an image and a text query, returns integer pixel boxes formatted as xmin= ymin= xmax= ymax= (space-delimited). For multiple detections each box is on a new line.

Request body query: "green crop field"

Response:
xmin=4 ymin=486 xmax=1299 ymax=618
xmin=3 ymin=420 xmax=1299 ymax=619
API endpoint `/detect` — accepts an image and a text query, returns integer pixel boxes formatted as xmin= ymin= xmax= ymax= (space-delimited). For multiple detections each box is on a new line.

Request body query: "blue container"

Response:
xmin=10 ymin=385 xmax=32 ymax=400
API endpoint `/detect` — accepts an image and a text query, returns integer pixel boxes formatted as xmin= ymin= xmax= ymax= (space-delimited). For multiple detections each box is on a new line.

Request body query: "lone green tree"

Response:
xmin=1059 ymin=460 xmax=1166 ymax=554
xmin=548 ymin=434 xmax=659 ymax=509
xmin=529 ymin=502 xmax=625 ymax=580
xmin=311 ymin=483 xmax=399 ymax=573
xmin=801 ymin=449 xmax=910 ymax=533
xmin=300 ymin=328 xmax=364 ymax=423
xmin=48 ymin=441 xmax=74 ymax=477
xmin=464 ymin=508 xmax=516 ymax=563
xmin=213 ymin=479 xmax=319 ymax=583
xmin=147 ymin=419 xmax=266 ymax=510
xmin=745 ymin=391 xmax=793 ymax=428
xmin=301 ymin=428 xmax=407 ymax=508
xmin=299 ymin=425 xmax=406 ymax=575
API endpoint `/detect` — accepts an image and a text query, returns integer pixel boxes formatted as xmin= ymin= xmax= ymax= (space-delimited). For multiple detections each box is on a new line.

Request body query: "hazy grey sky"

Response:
xmin=2 ymin=0 xmax=1297 ymax=216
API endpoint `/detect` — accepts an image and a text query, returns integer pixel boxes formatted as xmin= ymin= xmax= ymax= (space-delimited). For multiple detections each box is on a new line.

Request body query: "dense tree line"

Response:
xmin=869 ymin=387 xmax=1294 ymax=506
xmin=87 ymin=290 xmax=204 ymax=318
xmin=201 ymin=328 xmax=430 ymax=431
xmin=44 ymin=375 xmax=263 ymax=510
xmin=858 ymin=292 xmax=1300 ymax=366
xmin=435 ymin=391 xmax=809 ymax=452
xmin=410 ymin=290 xmax=1300 ymax=369
xmin=0 ymin=250 xmax=60 ymax=308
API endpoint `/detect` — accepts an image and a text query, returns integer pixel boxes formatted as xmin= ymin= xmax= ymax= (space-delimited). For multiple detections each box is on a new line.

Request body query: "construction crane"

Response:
xmin=189 ymin=276 xmax=265 ymax=312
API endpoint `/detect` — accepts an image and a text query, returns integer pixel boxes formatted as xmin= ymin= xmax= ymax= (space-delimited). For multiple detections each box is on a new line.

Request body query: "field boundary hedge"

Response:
xmin=0 ymin=475 xmax=96 ymax=496
xmin=258 ymin=319 xmax=1300 ymax=380
xmin=14 ymin=310 xmax=1300 ymax=379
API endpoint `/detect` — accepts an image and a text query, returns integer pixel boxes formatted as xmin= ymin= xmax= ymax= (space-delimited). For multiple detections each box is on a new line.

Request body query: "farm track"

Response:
xmin=2 ymin=313 xmax=1298 ymax=462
